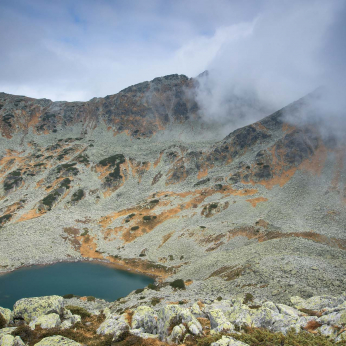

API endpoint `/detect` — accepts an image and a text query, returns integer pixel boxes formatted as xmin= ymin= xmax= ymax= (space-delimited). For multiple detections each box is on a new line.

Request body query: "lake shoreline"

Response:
xmin=0 ymin=257 xmax=161 ymax=281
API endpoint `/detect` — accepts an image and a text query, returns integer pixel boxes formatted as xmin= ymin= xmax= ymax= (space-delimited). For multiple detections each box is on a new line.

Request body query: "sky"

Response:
xmin=0 ymin=0 xmax=345 ymax=133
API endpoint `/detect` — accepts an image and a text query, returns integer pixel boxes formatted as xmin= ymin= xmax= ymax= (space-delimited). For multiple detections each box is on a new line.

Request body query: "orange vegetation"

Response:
xmin=17 ymin=209 xmax=44 ymax=222
xmin=246 ymin=197 xmax=268 ymax=207
xmin=197 ymin=167 xmax=208 ymax=180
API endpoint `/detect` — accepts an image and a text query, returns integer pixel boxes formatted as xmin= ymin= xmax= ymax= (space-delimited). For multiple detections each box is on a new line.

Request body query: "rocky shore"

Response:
xmin=1 ymin=289 xmax=346 ymax=345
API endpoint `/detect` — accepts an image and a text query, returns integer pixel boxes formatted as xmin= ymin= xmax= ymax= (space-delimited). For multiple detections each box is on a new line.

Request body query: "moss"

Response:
xmin=65 ymin=305 xmax=91 ymax=319
xmin=71 ymin=189 xmax=84 ymax=202
xmin=168 ymin=255 xmax=174 ymax=261
xmin=169 ymin=279 xmax=185 ymax=290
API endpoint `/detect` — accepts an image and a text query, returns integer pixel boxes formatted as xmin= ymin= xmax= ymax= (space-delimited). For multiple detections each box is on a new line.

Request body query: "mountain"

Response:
xmin=0 ymin=74 xmax=345 ymax=303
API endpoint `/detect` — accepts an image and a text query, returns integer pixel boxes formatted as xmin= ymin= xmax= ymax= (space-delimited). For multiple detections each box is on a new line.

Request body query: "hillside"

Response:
xmin=0 ymin=74 xmax=345 ymax=304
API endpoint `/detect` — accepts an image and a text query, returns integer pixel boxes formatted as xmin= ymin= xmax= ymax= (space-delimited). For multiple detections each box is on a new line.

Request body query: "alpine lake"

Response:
xmin=0 ymin=261 xmax=154 ymax=309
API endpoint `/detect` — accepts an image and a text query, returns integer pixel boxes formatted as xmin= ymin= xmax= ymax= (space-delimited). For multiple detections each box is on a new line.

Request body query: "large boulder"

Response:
xmin=0 ymin=308 xmax=11 ymax=326
xmin=34 ymin=336 xmax=81 ymax=345
xmin=207 ymin=309 xmax=234 ymax=333
xmin=131 ymin=306 xmax=157 ymax=334
xmin=97 ymin=313 xmax=129 ymax=340
xmin=290 ymin=295 xmax=342 ymax=311
xmin=12 ymin=296 xmax=64 ymax=323
xmin=29 ymin=313 xmax=61 ymax=330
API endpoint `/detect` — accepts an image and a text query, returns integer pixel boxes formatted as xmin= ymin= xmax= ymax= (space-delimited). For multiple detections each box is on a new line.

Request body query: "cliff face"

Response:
xmin=0 ymin=74 xmax=345 ymax=303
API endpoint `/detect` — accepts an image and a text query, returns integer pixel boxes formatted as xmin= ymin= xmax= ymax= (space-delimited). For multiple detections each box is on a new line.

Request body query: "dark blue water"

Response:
xmin=0 ymin=261 xmax=153 ymax=309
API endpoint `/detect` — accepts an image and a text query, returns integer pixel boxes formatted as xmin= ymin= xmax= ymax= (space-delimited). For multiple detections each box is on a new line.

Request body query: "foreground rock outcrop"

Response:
xmin=1 ymin=293 xmax=346 ymax=345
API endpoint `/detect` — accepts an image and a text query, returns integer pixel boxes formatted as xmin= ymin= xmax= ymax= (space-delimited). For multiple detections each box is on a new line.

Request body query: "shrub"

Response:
xmin=11 ymin=325 xmax=34 ymax=342
xmin=81 ymin=229 xmax=89 ymax=236
xmin=243 ymin=293 xmax=254 ymax=304
xmin=217 ymin=296 xmax=223 ymax=301
xmin=147 ymin=283 xmax=157 ymax=290
xmin=135 ymin=288 xmax=144 ymax=294
xmin=63 ymin=293 xmax=75 ymax=299
xmin=143 ymin=215 xmax=151 ymax=221
xmin=127 ymin=213 xmax=135 ymax=218
xmin=65 ymin=305 xmax=91 ymax=319
xmin=131 ymin=226 xmax=139 ymax=231
xmin=151 ymin=297 xmax=161 ymax=306
xmin=169 ymin=279 xmax=185 ymax=290
xmin=87 ymin=296 xmax=96 ymax=302
xmin=71 ymin=189 xmax=84 ymax=202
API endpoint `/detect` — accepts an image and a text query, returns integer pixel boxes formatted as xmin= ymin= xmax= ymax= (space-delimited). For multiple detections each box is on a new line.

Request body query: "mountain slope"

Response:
xmin=0 ymin=74 xmax=345 ymax=303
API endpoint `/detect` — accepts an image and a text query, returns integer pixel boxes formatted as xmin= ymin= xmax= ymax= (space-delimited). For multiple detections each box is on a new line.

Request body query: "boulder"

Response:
xmin=29 ymin=313 xmax=61 ymax=330
xmin=291 ymin=295 xmax=341 ymax=311
xmin=211 ymin=335 xmax=249 ymax=346
xmin=0 ymin=329 xmax=16 ymax=337
xmin=276 ymin=304 xmax=300 ymax=317
xmin=129 ymin=329 xmax=158 ymax=339
xmin=12 ymin=296 xmax=64 ymax=323
xmin=317 ymin=325 xmax=337 ymax=338
xmin=0 ymin=308 xmax=11 ymax=326
xmin=131 ymin=306 xmax=157 ymax=334
xmin=97 ymin=313 xmax=129 ymax=340
xmin=207 ymin=309 xmax=234 ymax=333
xmin=34 ymin=335 xmax=81 ymax=345
xmin=335 ymin=331 xmax=346 ymax=343
xmin=167 ymin=324 xmax=186 ymax=344
xmin=318 ymin=310 xmax=346 ymax=326
xmin=157 ymin=305 xmax=202 ymax=340
xmin=0 ymin=335 xmax=14 ymax=346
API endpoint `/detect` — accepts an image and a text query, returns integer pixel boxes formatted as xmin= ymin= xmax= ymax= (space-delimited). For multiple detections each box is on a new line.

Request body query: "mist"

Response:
xmin=194 ymin=0 xmax=346 ymax=140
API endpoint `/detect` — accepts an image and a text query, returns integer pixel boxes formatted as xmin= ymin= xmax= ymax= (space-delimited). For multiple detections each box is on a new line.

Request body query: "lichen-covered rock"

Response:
xmin=97 ymin=313 xmax=129 ymax=340
xmin=207 ymin=309 xmax=234 ymax=333
xmin=276 ymin=304 xmax=300 ymax=317
xmin=335 ymin=331 xmax=346 ymax=343
xmin=167 ymin=324 xmax=186 ymax=344
xmin=0 ymin=308 xmax=11 ymax=326
xmin=34 ymin=335 xmax=81 ymax=345
xmin=0 ymin=328 xmax=16 ymax=337
xmin=157 ymin=305 xmax=202 ymax=340
xmin=211 ymin=335 xmax=249 ymax=346
xmin=131 ymin=306 xmax=157 ymax=334
xmin=129 ymin=329 xmax=159 ymax=339
xmin=60 ymin=314 xmax=81 ymax=330
xmin=0 ymin=334 xmax=14 ymax=346
xmin=29 ymin=313 xmax=61 ymax=330
xmin=291 ymin=295 xmax=342 ymax=311
xmin=271 ymin=314 xmax=299 ymax=334
xmin=191 ymin=302 xmax=205 ymax=318
xmin=318 ymin=310 xmax=346 ymax=326
xmin=317 ymin=325 xmax=337 ymax=338
xmin=12 ymin=296 xmax=64 ymax=323
xmin=13 ymin=337 xmax=25 ymax=346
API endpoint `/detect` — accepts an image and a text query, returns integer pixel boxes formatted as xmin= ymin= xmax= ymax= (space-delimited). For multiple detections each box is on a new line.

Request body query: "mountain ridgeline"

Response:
xmin=0 ymin=74 xmax=345 ymax=304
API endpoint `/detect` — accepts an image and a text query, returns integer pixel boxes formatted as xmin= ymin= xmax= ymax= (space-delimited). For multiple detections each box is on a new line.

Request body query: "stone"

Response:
xmin=317 ymin=325 xmax=337 ymax=338
xmin=0 ymin=308 xmax=11 ymax=325
xmin=97 ymin=313 xmax=129 ymax=340
xmin=129 ymin=329 xmax=158 ymax=339
xmin=335 ymin=331 xmax=346 ymax=342
xmin=291 ymin=295 xmax=341 ymax=311
xmin=0 ymin=335 xmax=14 ymax=346
xmin=29 ymin=313 xmax=61 ymax=330
xmin=207 ymin=309 xmax=234 ymax=333
xmin=0 ymin=329 xmax=16 ymax=336
xmin=318 ymin=310 xmax=346 ymax=326
xmin=211 ymin=335 xmax=249 ymax=346
xmin=13 ymin=337 xmax=25 ymax=346
xmin=12 ymin=296 xmax=64 ymax=323
xmin=131 ymin=306 xmax=157 ymax=334
xmin=276 ymin=304 xmax=300 ymax=317
xmin=191 ymin=302 xmax=205 ymax=318
xmin=167 ymin=324 xmax=186 ymax=344
xmin=34 ymin=335 xmax=82 ymax=345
